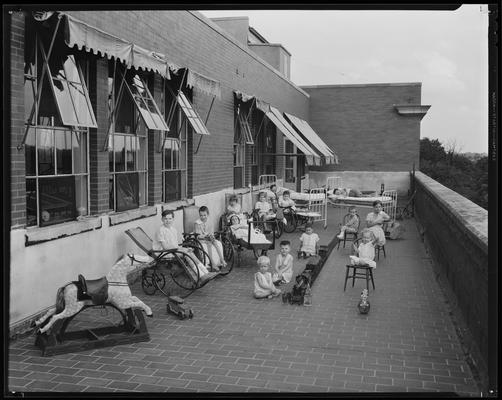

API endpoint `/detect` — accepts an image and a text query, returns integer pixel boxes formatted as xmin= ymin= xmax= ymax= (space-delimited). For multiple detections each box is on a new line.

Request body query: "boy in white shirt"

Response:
xmin=298 ymin=223 xmax=319 ymax=259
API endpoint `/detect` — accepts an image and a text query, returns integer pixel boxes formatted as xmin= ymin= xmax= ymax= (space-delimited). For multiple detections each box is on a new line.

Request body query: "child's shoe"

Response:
xmin=337 ymin=232 xmax=344 ymax=239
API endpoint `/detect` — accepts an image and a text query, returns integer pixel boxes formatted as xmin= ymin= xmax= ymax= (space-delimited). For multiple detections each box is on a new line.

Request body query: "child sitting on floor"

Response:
xmin=298 ymin=223 xmax=320 ymax=259
xmin=337 ymin=206 xmax=359 ymax=240
xmin=254 ymin=256 xmax=282 ymax=299
xmin=349 ymin=229 xmax=377 ymax=269
xmin=272 ymin=240 xmax=294 ymax=285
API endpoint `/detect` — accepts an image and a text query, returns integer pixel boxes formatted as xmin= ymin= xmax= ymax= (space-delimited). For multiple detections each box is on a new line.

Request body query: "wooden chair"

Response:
xmin=336 ymin=213 xmax=361 ymax=250
xmin=343 ymin=238 xmax=375 ymax=291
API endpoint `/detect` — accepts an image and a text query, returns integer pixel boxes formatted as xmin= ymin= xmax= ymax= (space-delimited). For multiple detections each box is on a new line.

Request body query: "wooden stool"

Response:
xmin=376 ymin=244 xmax=386 ymax=260
xmin=344 ymin=264 xmax=375 ymax=291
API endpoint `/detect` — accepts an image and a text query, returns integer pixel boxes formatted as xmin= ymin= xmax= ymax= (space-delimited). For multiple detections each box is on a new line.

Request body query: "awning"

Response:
xmin=186 ymin=70 xmax=221 ymax=99
xmin=177 ymin=91 xmax=210 ymax=135
xmin=63 ymin=12 xmax=221 ymax=97
xmin=284 ymin=112 xmax=339 ymax=165
xmin=234 ymin=90 xmax=271 ymax=113
xmin=266 ymin=107 xmax=320 ymax=166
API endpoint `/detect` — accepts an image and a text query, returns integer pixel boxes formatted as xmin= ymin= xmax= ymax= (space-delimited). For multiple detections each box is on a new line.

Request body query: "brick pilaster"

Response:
xmin=10 ymin=12 xmax=27 ymax=229
xmin=88 ymin=58 xmax=110 ymax=214
xmin=148 ymin=75 xmax=163 ymax=205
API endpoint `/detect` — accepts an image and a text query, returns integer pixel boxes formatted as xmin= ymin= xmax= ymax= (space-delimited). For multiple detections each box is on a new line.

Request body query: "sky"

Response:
xmin=201 ymin=5 xmax=489 ymax=154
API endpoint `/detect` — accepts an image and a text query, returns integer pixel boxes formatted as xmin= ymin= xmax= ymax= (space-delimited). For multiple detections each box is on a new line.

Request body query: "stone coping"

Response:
xmin=415 ymin=171 xmax=487 ymax=252
xmin=25 ymin=216 xmax=102 ymax=246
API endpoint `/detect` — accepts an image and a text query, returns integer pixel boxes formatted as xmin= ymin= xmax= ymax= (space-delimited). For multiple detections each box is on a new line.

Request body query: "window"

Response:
xmin=233 ymin=143 xmax=245 ymax=189
xmin=162 ymin=82 xmax=189 ymax=202
xmin=284 ymin=139 xmax=296 ymax=183
xmin=108 ymin=63 xmax=162 ymax=212
xmin=24 ymin=34 xmax=92 ymax=227
xmin=249 ymin=145 xmax=258 ymax=186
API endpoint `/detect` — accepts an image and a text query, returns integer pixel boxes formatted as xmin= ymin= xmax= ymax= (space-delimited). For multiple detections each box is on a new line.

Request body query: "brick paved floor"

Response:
xmin=7 ymin=208 xmax=482 ymax=395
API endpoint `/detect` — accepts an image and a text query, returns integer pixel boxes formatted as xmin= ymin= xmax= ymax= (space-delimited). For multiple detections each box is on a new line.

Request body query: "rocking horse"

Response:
xmin=33 ymin=253 xmax=153 ymax=356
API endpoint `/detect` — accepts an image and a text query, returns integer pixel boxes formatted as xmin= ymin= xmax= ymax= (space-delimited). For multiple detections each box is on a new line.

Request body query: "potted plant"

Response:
xmin=357 ymin=289 xmax=370 ymax=314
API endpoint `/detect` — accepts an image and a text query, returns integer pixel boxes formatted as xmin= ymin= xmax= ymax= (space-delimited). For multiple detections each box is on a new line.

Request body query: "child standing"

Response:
xmin=337 ymin=206 xmax=359 ymax=240
xmin=194 ymin=206 xmax=226 ymax=272
xmin=254 ymin=256 xmax=282 ymax=299
xmin=349 ymin=229 xmax=377 ymax=269
xmin=272 ymin=240 xmax=294 ymax=285
xmin=298 ymin=223 xmax=320 ymax=259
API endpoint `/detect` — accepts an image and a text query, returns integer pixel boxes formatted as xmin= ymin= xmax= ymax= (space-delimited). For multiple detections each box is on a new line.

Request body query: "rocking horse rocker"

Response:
xmin=33 ymin=253 xmax=153 ymax=356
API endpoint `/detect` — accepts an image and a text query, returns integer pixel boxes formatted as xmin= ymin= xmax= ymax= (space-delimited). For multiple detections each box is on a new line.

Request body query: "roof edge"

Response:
xmin=301 ymin=82 xmax=423 ymax=89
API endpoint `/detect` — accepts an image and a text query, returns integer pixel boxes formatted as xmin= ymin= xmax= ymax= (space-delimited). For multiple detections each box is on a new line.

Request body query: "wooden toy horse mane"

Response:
xmin=33 ymin=253 xmax=153 ymax=356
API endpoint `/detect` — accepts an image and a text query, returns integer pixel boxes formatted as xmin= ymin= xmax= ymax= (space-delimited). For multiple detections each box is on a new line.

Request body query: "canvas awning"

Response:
xmin=284 ymin=112 xmax=338 ymax=165
xmin=266 ymin=107 xmax=321 ymax=166
xmin=63 ymin=13 xmax=221 ymax=98
xmin=234 ymin=90 xmax=271 ymax=113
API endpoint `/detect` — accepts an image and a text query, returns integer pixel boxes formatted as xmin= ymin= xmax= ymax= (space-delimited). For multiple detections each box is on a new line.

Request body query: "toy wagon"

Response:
xmin=167 ymin=295 xmax=193 ymax=320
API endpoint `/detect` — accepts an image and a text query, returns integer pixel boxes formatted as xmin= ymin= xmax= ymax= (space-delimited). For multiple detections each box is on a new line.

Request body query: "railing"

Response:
xmin=413 ymin=171 xmax=492 ymax=391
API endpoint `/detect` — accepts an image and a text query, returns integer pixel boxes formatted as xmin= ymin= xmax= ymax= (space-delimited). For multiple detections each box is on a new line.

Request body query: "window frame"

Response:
xmin=108 ymin=62 xmax=151 ymax=212
xmin=24 ymin=35 xmax=91 ymax=227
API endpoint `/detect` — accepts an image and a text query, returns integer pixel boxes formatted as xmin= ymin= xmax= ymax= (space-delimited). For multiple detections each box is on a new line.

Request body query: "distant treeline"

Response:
xmin=419 ymin=138 xmax=488 ymax=210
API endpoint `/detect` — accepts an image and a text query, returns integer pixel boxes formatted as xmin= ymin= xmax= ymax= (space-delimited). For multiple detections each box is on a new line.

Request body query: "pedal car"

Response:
xmin=282 ymin=273 xmax=311 ymax=305
xmin=167 ymin=295 xmax=194 ymax=320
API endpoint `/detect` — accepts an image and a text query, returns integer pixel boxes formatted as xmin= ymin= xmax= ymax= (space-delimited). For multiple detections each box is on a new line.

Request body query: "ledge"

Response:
xmin=414 ymin=171 xmax=488 ymax=252
xmin=394 ymin=104 xmax=431 ymax=119
xmin=161 ymin=198 xmax=195 ymax=212
xmin=108 ymin=206 xmax=158 ymax=226
xmin=25 ymin=216 xmax=102 ymax=246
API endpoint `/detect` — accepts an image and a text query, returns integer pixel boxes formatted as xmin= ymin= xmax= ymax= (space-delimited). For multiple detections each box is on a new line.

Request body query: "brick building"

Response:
xmin=7 ymin=10 xmax=429 ymax=331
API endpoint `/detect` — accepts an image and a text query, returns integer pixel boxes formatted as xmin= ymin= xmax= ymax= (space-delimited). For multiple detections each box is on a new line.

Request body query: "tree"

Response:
xmin=419 ymin=138 xmax=487 ymax=210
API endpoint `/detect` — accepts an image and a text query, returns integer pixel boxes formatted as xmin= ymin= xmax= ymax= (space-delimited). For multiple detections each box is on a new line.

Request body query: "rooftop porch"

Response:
xmin=7 ymin=176 xmax=488 ymax=394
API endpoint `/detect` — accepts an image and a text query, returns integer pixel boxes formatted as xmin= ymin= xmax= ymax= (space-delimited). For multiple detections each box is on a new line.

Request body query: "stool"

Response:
xmin=344 ymin=264 xmax=375 ymax=291
xmin=375 ymin=244 xmax=386 ymax=260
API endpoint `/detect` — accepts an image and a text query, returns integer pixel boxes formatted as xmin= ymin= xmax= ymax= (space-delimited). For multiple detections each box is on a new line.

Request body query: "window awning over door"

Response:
xmin=265 ymin=106 xmax=321 ymax=166
xmin=283 ymin=112 xmax=338 ymax=165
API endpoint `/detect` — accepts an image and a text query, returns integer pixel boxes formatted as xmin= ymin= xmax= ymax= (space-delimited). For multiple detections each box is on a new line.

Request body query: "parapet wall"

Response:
xmin=414 ymin=171 xmax=489 ymax=387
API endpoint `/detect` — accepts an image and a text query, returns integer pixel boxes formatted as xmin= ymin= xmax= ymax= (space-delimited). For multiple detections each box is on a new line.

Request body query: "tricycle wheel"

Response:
xmin=177 ymin=311 xmax=185 ymax=320
xmin=189 ymin=310 xmax=194 ymax=319
xmin=141 ymin=273 xmax=157 ymax=295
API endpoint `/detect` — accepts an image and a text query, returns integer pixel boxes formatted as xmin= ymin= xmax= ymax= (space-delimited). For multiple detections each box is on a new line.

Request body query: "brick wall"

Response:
xmin=9 ymin=12 xmax=26 ymax=228
xmin=303 ymin=83 xmax=423 ymax=172
xmin=414 ymin=171 xmax=489 ymax=388
xmin=65 ymin=10 xmax=310 ymax=196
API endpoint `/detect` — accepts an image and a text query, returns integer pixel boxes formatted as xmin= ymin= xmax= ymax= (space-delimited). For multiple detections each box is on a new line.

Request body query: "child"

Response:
xmin=278 ymin=190 xmax=296 ymax=225
xmin=278 ymin=190 xmax=296 ymax=210
xmin=349 ymin=229 xmax=377 ymax=269
xmin=229 ymin=214 xmax=269 ymax=244
xmin=337 ymin=206 xmax=359 ymax=240
xmin=298 ymin=223 xmax=320 ymax=259
xmin=227 ymin=194 xmax=241 ymax=215
xmin=366 ymin=200 xmax=391 ymax=246
xmin=153 ymin=210 xmax=210 ymax=279
xmin=272 ymin=240 xmax=294 ymax=285
xmin=254 ymin=256 xmax=282 ymax=299
xmin=255 ymin=191 xmax=276 ymax=231
xmin=194 ymin=206 xmax=226 ymax=272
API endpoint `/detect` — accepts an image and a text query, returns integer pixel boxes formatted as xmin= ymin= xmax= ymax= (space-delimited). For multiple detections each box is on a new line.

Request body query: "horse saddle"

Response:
xmin=77 ymin=275 xmax=108 ymax=305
